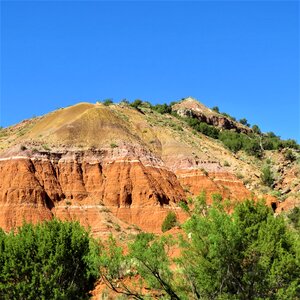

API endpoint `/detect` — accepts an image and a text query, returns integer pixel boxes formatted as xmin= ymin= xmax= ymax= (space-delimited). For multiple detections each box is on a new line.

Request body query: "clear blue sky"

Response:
xmin=1 ymin=1 xmax=299 ymax=141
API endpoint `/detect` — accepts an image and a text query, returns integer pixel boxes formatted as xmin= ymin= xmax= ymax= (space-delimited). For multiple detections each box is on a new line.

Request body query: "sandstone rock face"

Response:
xmin=0 ymin=150 xmax=186 ymax=234
xmin=0 ymin=158 xmax=53 ymax=231
xmin=176 ymin=169 xmax=251 ymax=202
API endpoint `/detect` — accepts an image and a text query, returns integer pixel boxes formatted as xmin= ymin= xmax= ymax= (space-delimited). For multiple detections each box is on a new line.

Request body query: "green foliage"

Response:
xmin=180 ymin=199 xmax=300 ymax=299
xmin=223 ymin=160 xmax=230 ymax=167
xmin=287 ymin=207 xmax=300 ymax=230
xmin=281 ymin=139 xmax=299 ymax=149
xmin=161 ymin=211 xmax=178 ymax=232
xmin=0 ymin=220 xmax=100 ymax=299
xmin=128 ymin=233 xmax=179 ymax=298
xmin=284 ymin=149 xmax=296 ymax=162
xmin=125 ymin=98 xmax=299 ymax=155
xmin=212 ymin=106 xmax=220 ymax=113
xmin=239 ymin=118 xmax=250 ymax=127
xmin=261 ymin=165 xmax=274 ymax=187
xmin=219 ymin=131 xmax=243 ymax=153
xmin=100 ymin=198 xmax=300 ymax=299
xmin=102 ymin=99 xmax=114 ymax=106
xmin=244 ymin=138 xmax=262 ymax=158
xmin=130 ymin=99 xmax=143 ymax=109
xmin=185 ymin=117 xmax=220 ymax=139
xmin=219 ymin=131 xmax=263 ymax=157
xmin=110 ymin=143 xmax=118 ymax=149
xmin=120 ymin=98 xmax=129 ymax=105
xmin=221 ymin=112 xmax=236 ymax=121
xmin=99 ymin=233 xmax=179 ymax=299
xmin=152 ymin=103 xmax=172 ymax=114
xmin=42 ymin=144 xmax=50 ymax=151
xmin=252 ymin=124 xmax=261 ymax=134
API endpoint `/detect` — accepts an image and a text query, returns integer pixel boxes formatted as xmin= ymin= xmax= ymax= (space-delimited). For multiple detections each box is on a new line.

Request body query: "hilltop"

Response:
xmin=0 ymin=97 xmax=299 ymax=235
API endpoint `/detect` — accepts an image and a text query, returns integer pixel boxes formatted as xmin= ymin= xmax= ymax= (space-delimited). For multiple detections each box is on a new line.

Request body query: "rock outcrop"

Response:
xmin=172 ymin=97 xmax=252 ymax=133
xmin=0 ymin=149 xmax=186 ymax=233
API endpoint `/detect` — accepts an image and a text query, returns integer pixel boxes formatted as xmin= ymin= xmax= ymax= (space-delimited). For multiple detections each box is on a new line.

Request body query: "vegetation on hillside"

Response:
xmin=0 ymin=220 xmax=100 ymax=299
xmin=99 ymin=195 xmax=300 ymax=299
xmin=121 ymin=98 xmax=299 ymax=159
xmin=161 ymin=211 xmax=178 ymax=232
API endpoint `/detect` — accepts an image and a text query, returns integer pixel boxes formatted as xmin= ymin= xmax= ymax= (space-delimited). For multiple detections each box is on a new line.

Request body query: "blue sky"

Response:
xmin=1 ymin=1 xmax=299 ymax=141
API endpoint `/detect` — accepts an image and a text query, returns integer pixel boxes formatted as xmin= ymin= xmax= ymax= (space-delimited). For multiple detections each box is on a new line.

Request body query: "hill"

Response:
xmin=0 ymin=97 xmax=299 ymax=235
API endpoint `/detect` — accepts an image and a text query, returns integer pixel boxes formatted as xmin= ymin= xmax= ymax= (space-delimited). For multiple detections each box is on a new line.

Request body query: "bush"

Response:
xmin=152 ymin=104 xmax=172 ymax=114
xmin=130 ymin=99 xmax=143 ymax=109
xmin=252 ymin=124 xmax=261 ymax=134
xmin=212 ymin=106 xmax=219 ymax=113
xmin=161 ymin=211 xmax=177 ymax=232
xmin=261 ymin=165 xmax=274 ymax=187
xmin=288 ymin=206 xmax=300 ymax=230
xmin=239 ymin=118 xmax=250 ymax=127
xmin=102 ymin=99 xmax=113 ymax=106
xmin=0 ymin=220 xmax=100 ymax=299
xmin=110 ymin=143 xmax=118 ymax=148
xmin=284 ymin=149 xmax=296 ymax=162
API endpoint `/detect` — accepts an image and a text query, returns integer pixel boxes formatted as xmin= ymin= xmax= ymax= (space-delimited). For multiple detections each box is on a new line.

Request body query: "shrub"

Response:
xmin=223 ymin=160 xmax=230 ymax=167
xmin=244 ymin=139 xmax=262 ymax=158
xmin=284 ymin=149 xmax=296 ymax=162
xmin=110 ymin=143 xmax=118 ymax=148
xmin=252 ymin=124 xmax=261 ymax=134
xmin=130 ymin=99 xmax=143 ymax=109
xmin=288 ymin=206 xmax=300 ymax=230
xmin=102 ymin=99 xmax=113 ymax=106
xmin=152 ymin=104 xmax=172 ymax=114
xmin=212 ymin=106 xmax=220 ymax=113
xmin=239 ymin=118 xmax=250 ymax=127
xmin=0 ymin=220 xmax=100 ymax=299
xmin=261 ymin=165 xmax=274 ymax=187
xmin=161 ymin=211 xmax=177 ymax=232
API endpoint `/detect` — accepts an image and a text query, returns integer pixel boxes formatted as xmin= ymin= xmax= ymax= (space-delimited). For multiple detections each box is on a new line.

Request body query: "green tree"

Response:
xmin=100 ymin=197 xmax=300 ymax=299
xmin=102 ymin=98 xmax=113 ymax=106
xmin=0 ymin=220 xmax=100 ymax=299
xmin=161 ymin=211 xmax=178 ymax=232
xmin=212 ymin=106 xmax=220 ymax=113
xmin=239 ymin=118 xmax=250 ymax=127
xmin=287 ymin=207 xmax=300 ymax=230
xmin=130 ymin=99 xmax=143 ymax=109
xmin=179 ymin=199 xmax=300 ymax=299
xmin=99 ymin=233 xmax=179 ymax=299
xmin=252 ymin=124 xmax=261 ymax=134
xmin=153 ymin=103 xmax=172 ymax=114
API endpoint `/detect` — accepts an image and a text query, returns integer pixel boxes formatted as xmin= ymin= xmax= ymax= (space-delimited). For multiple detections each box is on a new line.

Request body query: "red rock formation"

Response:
xmin=176 ymin=169 xmax=251 ymax=202
xmin=0 ymin=152 xmax=186 ymax=234
xmin=0 ymin=158 xmax=53 ymax=231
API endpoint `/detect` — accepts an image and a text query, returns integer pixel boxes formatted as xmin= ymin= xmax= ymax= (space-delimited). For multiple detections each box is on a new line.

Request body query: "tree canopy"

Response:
xmin=99 ymin=196 xmax=300 ymax=299
xmin=0 ymin=220 xmax=100 ymax=300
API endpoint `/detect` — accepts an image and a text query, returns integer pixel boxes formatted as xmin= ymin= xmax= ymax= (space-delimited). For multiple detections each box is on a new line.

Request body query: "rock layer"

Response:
xmin=0 ymin=150 xmax=186 ymax=233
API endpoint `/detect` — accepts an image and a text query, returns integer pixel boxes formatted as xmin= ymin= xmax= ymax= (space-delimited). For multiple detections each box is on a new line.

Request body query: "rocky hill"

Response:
xmin=0 ymin=97 xmax=299 ymax=235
